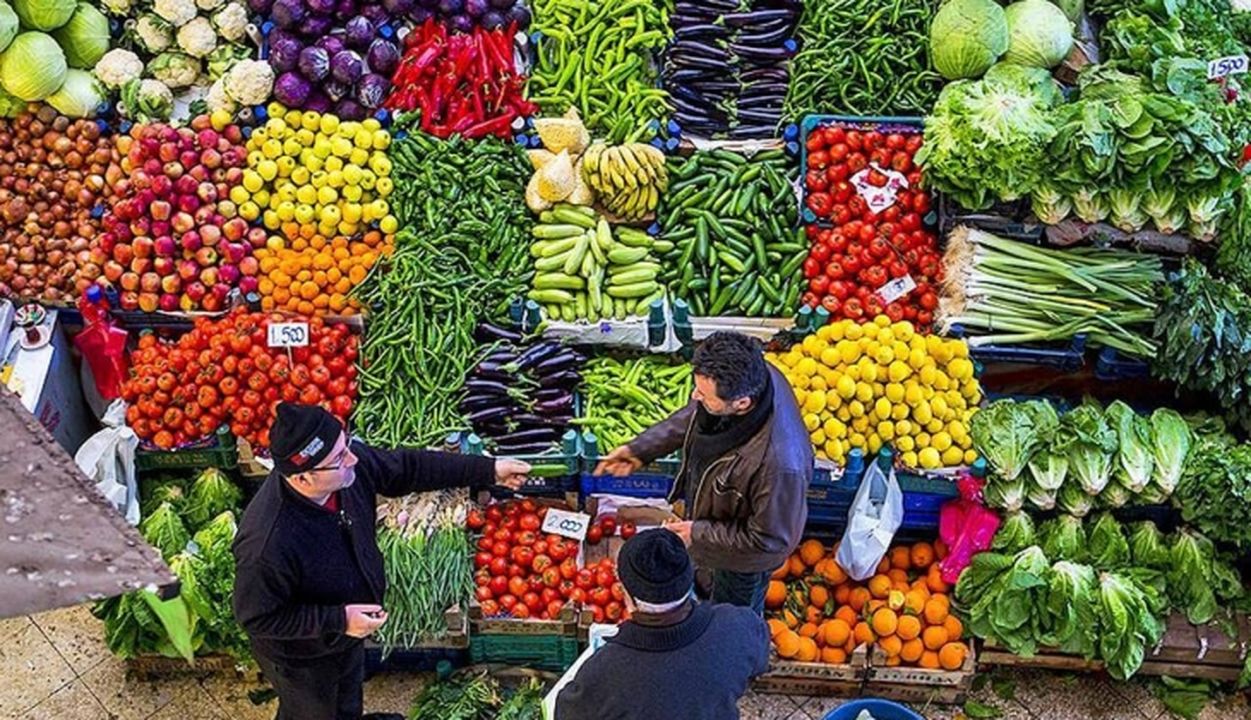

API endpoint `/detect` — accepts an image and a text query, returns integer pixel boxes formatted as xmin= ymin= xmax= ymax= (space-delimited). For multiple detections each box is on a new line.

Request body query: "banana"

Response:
xmin=618 ymin=144 xmax=643 ymax=178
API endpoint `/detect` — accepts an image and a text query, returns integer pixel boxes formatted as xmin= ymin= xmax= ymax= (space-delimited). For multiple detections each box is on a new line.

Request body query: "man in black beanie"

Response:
xmin=232 ymin=402 xmax=530 ymax=720
xmin=554 ymin=529 xmax=769 ymax=720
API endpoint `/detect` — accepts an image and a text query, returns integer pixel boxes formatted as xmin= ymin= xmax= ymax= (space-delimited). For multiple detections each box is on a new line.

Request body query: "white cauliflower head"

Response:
xmin=176 ymin=16 xmax=217 ymax=58
xmin=148 ymin=51 xmax=202 ymax=89
xmin=205 ymin=77 xmax=237 ymax=113
xmin=196 ymin=0 xmax=226 ymax=10
xmin=223 ymin=59 xmax=274 ymax=106
xmin=133 ymin=14 xmax=173 ymax=54
xmin=93 ymin=48 xmax=143 ymax=89
xmin=153 ymin=0 xmax=197 ymax=25
xmin=212 ymin=2 xmax=249 ymax=42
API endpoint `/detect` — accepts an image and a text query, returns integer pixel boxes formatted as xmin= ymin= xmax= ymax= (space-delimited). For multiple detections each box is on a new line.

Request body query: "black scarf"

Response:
xmin=683 ymin=374 xmax=774 ymax=503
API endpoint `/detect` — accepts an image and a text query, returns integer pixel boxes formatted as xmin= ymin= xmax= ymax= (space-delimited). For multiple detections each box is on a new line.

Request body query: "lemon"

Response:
xmin=931 ymin=396 xmax=950 ymax=420
xmin=805 ymin=389 xmax=827 ymax=414
xmin=942 ymin=447 xmax=965 ymax=466
xmin=797 ymin=357 xmax=819 ymax=378
xmin=868 ymin=434 xmax=883 ymax=454
xmin=888 ymin=361 xmax=912 ymax=382
xmin=825 ymin=440 xmax=844 ymax=461
xmin=849 ymin=400 xmax=866 ymax=418
xmin=896 ymin=435 xmax=915 ymax=452
xmin=827 ymin=322 xmax=846 ymax=341
xmin=885 ymin=383 xmax=905 ymax=403
xmin=811 ymin=429 xmax=827 ymax=446
xmin=845 ymin=323 xmax=864 ymax=341
xmin=877 ymin=328 xmax=893 ymax=344
xmin=873 ymin=398 xmax=892 ymax=420
xmin=904 ymin=384 xmax=924 ymax=407
xmin=852 ymin=417 xmax=870 ymax=434
xmin=913 ymin=403 xmax=933 ymax=425
xmin=916 ymin=432 xmax=931 ymax=448
xmin=891 ymin=404 xmax=910 ymax=420
xmin=837 ymin=340 xmax=861 ymax=364
xmin=902 ymin=451 xmax=919 ymax=468
xmin=931 ymin=432 xmax=953 ymax=452
xmin=874 ymin=315 xmax=890 ymax=327
xmin=820 ymin=346 xmax=841 ymax=367
xmin=877 ymin=421 xmax=895 ymax=441
xmin=892 ymin=321 xmax=915 ymax=342
xmin=918 ymin=447 xmax=942 ymax=469
xmin=964 ymin=449 xmax=979 ymax=464
xmin=855 ymin=383 xmax=874 ymax=403
xmin=860 ymin=361 xmax=880 ymax=384
xmin=836 ymin=406 xmax=851 ymax=422
xmin=875 ymin=345 xmax=895 ymax=365
xmin=908 ymin=348 xmax=928 ymax=370
xmin=845 ymin=365 xmax=861 ymax=381
xmin=802 ymin=334 xmax=825 ymax=356
xmin=810 ymin=376 xmax=828 ymax=392
xmin=862 ymin=323 xmax=880 ymax=339
xmin=933 ymin=371 xmax=951 ymax=391
xmin=824 ymin=417 xmax=847 ymax=439
xmin=849 ymin=432 xmax=866 ymax=448
xmin=803 ymin=414 xmax=820 ymax=432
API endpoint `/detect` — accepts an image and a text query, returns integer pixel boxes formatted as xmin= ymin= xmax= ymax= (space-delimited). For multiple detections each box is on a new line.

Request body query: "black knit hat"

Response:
xmin=616 ymin=529 xmax=694 ymax=604
xmin=270 ymin=402 xmax=342 ymax=476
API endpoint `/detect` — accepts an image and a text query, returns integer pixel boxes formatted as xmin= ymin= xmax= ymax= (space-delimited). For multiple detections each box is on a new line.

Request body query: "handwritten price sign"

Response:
xmin=541 ymin=508 xmax=592 ymax=541
xmin=1208 ymin=55 xmax=1248 ymax=80
xmin=267 ymin=322 xmax=309 ymax=348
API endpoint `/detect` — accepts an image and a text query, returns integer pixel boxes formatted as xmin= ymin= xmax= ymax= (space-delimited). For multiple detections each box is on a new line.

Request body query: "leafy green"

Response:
xmin=175 ymin=511 xmax=250 ymax=663
xmin=1087 ymin=513 xmax=1131 ymax=569
xmin=1128 ymin=521 xmax=1171 ymax=570
xmin=1149 ymin=408 xmax=1191 ymax=495
xmin=407 ymin=672 xmax=542 ymax=720
xmin=184 ymin=468 xmax=242 ymax=529
xmin=928 ymin=0 xmax=1009 ymax=80
xmin=1027 ymin=426 xmax=1071 ymax=492
xmin=1154 ymin=677 xmax=1213 ymax=720
xmin=1057 ymin=481 xmax=1096 ymax=517
xmin=959 ymin=546 xmax=1051 ymax=656
xmin=1042 ymin=561 xmax=1099 ymax=658
xmin=984 ymin=476 xmax=1026 ymax=512
xmin=1063 ymin=404 xmax=1117 ymax=497
xmin=1097 ymin=571 xmax=1166 ymax=680
xmin=1165 ymin=528 xmax=1245 ymax=625
xmin=991 ymin=511 xmax=1036 ymax=553
xmin=1002 ymin=0 xmax=1074 ymax=70
xmin=1107 ymin=401 xmax=1154 ymax=493
xmin=1037 ymin=514 xmax=1088 ymax=563
xmin=972 ymin=399 xmax=1058 ymax=482
xmin=139 ymin=501 xmax=190 ymax=560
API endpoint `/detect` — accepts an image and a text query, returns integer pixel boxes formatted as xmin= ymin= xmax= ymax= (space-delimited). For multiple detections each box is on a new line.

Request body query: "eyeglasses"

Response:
xmin=310 ymin=447 xmax=353 ymax=474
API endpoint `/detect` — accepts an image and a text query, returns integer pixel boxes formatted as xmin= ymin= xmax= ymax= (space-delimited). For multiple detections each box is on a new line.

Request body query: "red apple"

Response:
xmin=160 ymin=275 xmax=181 ymax=294
xmin=194 ymin=246 xmax=217 ymax=267
xmin=140 ymin=272 xmax=161 ymax=293
xmin=138 ymin=292 xmax=159 ymax=312
xmin=111 ymin=243 xmax=133 ymax=265
xmin=132 ymin=236 xmax=154 ymax=259
xmin=119 ymin=271 xmax=140 ymax=291
xmin=178 ymin=260 xmax=199 ymax=281
xmin=198 ymin=266 xmax=219 ymax=286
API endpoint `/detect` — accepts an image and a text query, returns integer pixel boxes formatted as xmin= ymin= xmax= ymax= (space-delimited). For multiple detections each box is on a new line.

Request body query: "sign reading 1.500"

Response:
xmin=267 ymin=322 xmax=310 ymax=348
xmin=1208 ymin=55 xmax=1249 ymax=80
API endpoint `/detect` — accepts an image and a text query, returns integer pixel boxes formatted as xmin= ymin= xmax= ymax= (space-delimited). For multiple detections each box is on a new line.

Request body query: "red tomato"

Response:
xmin=619 ymin=521 xmax=636 ymax=540
xmin=547 ymin=600 xmax=566 ymax=619
xmin=586 ymin=524 xmax=604 ymax=545
xmin=595 ymin=569 xmax=614 ymax=588
xmin=549 ymin=541 xmax=568 ymax=562
xmin=475 ymin=586 xmax=494 ymax=602
xmin=605 ymin=602 xmax=623 ymax=621
xmin=523 ymin=592 xmax=543 ymax=613
xmin=589 ymin=587 xmax=611 ymax=606
xmin=516 ymin=530 xmax=537 ymax=547
xmin=575 ymin=570 xmax=595 ymax=590
xmin=512 ymin=604 xmax=531 ymax=620
xmin=508 ymin=576 xmax=528 ymax=597
xmin=560 ymin=557 xmax=578 ymax=580
xmin=474 ymin=551 xmax=493 ymax=569
xmin=599 ymin=516 xmax=617 ymax=536
xmin=520 ymin=513 xmax=541 ymax=531
xmin=489 ymin=575 xmax=509 ymax=597
xmin=481 ymin=599 xmax=501 ymax=617
xmin=511 ymin=546 xmax=535 ymax=569
xmin=532 ymin=554 xmax=553 ymax=573
xmin=543 ymin=567 xmax=561 ymax=588
xmin=492 ymin=541 xmax=510 ymax=558
xmin=611 ymin=583 xmax=626 ymax=602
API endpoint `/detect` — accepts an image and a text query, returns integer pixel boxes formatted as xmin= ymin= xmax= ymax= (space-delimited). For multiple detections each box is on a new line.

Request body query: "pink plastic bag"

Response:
xmin=938 ymin=471 xmax=1001 ymax=584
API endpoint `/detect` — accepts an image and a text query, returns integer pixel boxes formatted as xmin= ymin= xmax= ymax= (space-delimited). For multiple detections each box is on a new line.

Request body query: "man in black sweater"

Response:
xmin=554 ymin=529 xmax=770 ymax=720
xmin=232 ymin=403 xmax=529 ymax=720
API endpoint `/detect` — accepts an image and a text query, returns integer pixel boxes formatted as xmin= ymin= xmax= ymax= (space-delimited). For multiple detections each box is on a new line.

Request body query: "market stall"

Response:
xmin=1 ymin=0 xmax=1251 ymax=715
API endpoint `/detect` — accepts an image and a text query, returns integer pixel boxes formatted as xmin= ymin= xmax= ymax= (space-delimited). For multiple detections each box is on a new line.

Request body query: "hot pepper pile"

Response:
xmin=801 ymin=122 xmax=941 ymax=328
xmin=384 ymin=20 xmax=536 ymax=139
xmin=120 ymin=308 xmax=358 ymax=450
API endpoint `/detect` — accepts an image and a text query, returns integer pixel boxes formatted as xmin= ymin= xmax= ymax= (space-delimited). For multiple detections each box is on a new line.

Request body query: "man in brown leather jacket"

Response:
xmin=594 ymin=331 xmax=812 ymax=613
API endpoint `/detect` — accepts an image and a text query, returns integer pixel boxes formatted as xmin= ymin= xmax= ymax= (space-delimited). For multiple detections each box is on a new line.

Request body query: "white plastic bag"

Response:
xmin=835 ymin=459 xmax=903 ymax=581
xmin=74 ymin=400 xmax=139 ymax=526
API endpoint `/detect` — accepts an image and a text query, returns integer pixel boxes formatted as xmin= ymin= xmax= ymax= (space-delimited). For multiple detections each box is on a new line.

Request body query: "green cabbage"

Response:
xmin=992 ymin=511 xmax=1036 ymax=553
xmin=1149 ymin=408 xmax=1190 ymax=495
xmin=45 ymin=67 xmax=102 ymax=116
xmin=185 ymin=467 xmax=242 ymax=529
xmin=0 ymin=31 xmax=65 ymax=100
xmin=0 ymin=1 xmax=17 ymax=53
xmin=139 ymin=501 xmax=191 ymax=560
xmin=1063 ymin=404 xmax=1117 ymax=496
xmin=12 ymin=0 xmax=73 ymax=30
xmin=1088 ymin=513 xmax=1130 ymax=569
xmin=929 ymin=0 xmax=1009 ymax=79
xmin=959 ymin=546 xmax=1051 ymax=656
xmin=1038 ymin=514 xmax=1088 ymax=563
xmin=1003 ymin=0 xmax=1074 ymax=69
xmin=1043 ymin=561 xmax=1098 ymax=657
xmin=52 ymin=2 xmax=107 ymax=68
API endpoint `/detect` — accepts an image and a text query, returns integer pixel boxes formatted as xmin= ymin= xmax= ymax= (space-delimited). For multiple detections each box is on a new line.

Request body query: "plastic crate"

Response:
xmin=468 ymin=633 xmax=582 ymax=672
xmin=948 ymin=324 xmax=1088 ymax=373
xmin=580 ymin=430 xmax=681 ymax=499
xmin=135 ymin=426 xmax=238 ymax=472
xmin=457 ymin=430 xmax=581 ymax=499
xmin=364 ymin=645 xmax=469 ymax=675
xmin=1094 ymin=346 xmax=1150 ymax=381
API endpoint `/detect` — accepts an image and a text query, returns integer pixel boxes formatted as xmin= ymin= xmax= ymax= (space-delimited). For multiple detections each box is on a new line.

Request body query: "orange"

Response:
xmin=889 ymin=546 xmax=912 ymax=570
xmin=799 ymin=539 xmax=826 ymax=566
xmin=904 ymin=590 xmax=928 ymax=615
xmin=867 ymin=599 xmax=886 ymax=615
xmin=922 ymin=626 xmax=949 ymax=651
xmin=939 ymin=642 xmax=966 ymax=670
xmin=887 ymin=590 xmax=906 ymax=612
xmin=853 ymin=621 xmax=876 ymax=646
xmin=871 ymin=609 xmax=898 ymax=637
xmin=821 ymin=647 xmax=847 ymax=664
xmin=900 ymin=638 xmax=925 ymax=663
xmin=887 ymin=568 xmax=909 ymax=584
xmin=820 ymin=560 xmax=848 ymax=585
xmin=771 ymin=562 xmax=788 ymax=581
xmin=934 ymin=539 xmax=949 ymax=560
xmin=911 ymin=542 xmax=935 ymax=569
xmin=883 ymin=654 xmax=902 ymax=667
xmin=796 ymin=636 xmax=819 ymax=662
xmin=848 ymin=587 xmax=871 ymax=612
xmin=867 ymin=575 xmax=892 ymax=599
xmin=943 ymin=615 xmax=963 ymax=641
xmin=805 ymin=605 xmax=824 ymax=625
xmin=782 ymin=609 xmax=800 ymax=629
xmin=834 ymin=606 xmax=858 ymax=627
xmin=765 ymin=580 xmax=787 ymax=610
xmin=822 ymin=619 xmax=851 ymax=647
xmin=923 ymin=597 xmax=949 ymax=626
xmin=799 ymin=622 xmax=820 ymax=639
xmin=767 ymin=618 xmax=788 ymax=639
xmin=810 ymin=585 xmax=831 ymax=608
xmin=896 ymin=615 xmax=922 ymax=641
xmin=834 ymin=584 xmax=851 ymax=605
xmin=879 ymin=635 xmax=903 ymax=658
xmin=775 ymin=630 xmax=801 ymax=659
xmin=919 ymin=650 xmax=941 ymax=669
xmin=788 ymin=554 xmax=807 ymax=577
xmin=876 ymin=556 xmax=892 ymax=574
xmin=927 ymin=566 xmax=950 ymax=594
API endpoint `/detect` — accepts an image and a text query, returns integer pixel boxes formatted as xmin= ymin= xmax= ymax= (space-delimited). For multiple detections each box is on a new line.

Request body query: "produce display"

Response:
xmin=120 ymin=309 xmax=358 ymax=449
xmin=801 ymin=122 xmax=942 ymax=328
xmin=766 ymin=539 xmax=967 ymax=670
xmin=658 ymin=149 xmax=806 ymax=317
xmin=527 ymin=0 xmax=672 ymax=143
xmin=767 ymin=316 xmax=980 ymax=468
xmin=0 ymin=108 xmax=113 ymax=301
xmin=408 ymin=673 xmax=544 ymax=720
xmin=662 ymin=1 xmax=800 ymax=139
xmin=526 ymin=206 xmax=665 ymax=322
xmin=938 ymin=226 xmax=1163 ymax=357
xmin=252 ymin=228 xmax=391 ymax=314
xmin=784 ymin=0 xmax=941 ymax=121
xmin=95 ymin=117 xmax=258 ymax=312
xmin=383 ymin=20 xmax=535 ymax=138
xmin=579 ymin=141 xmax=669 ymax=221
xmin=972 ymin=399 xmax=1191 ymax=514
xmin=1173 ymin=415 xmax=1251 ymax=552
xmin=574 ymin=354 xmax=693 ymax=451
xmin=0 ymin=0 xmax=109 ymax=117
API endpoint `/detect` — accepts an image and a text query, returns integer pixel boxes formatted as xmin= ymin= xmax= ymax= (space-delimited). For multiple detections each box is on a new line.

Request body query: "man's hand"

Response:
xmin=494 ymin=458 xmax=531 ymax=491
xmin=594 ymin=445 xmax=644 ymax=477
xmin=344 ymin=604 xmax=387 ymax=638
xmin=664 ymin=520 xmax=693 ymax=547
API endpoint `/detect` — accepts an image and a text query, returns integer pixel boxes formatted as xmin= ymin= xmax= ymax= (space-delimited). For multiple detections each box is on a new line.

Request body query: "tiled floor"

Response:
xmin=2 ymin=605 xmax=1249 ymax=719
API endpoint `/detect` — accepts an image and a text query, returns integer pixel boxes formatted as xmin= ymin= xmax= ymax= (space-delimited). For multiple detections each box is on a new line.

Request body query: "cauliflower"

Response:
xmin=176 ymin=16 xmax=217 ymax=58
xmin=100 ymin=0 xmax=132 ymax=15
xmin=93 ymin=48 xmax=143 ymax=89
xmin=133 ymin=14 xmax=173 ymax=54
xmin=148 ymin=51 xmax=201 ymax=89
xmin=222 ymin=59 xmax=273 ymax=106
xmin=206 ymin=43 xmax=249 ymax=81
xmin=196 ymin=0 xmax=226 ymax=10
xmin=212 ymin=2 xmax=248 ymax=42
xmin=153 ymin=0 xmax=197 ymax=26
xmin=120 ymin=79 xmax=174 ymax=122
xmin=205 ymin=77 xmax=236 ymax=113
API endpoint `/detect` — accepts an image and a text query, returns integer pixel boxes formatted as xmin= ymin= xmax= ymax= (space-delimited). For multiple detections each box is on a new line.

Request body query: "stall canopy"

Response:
xmin=0 ymin=388 xmax=173 ymax=620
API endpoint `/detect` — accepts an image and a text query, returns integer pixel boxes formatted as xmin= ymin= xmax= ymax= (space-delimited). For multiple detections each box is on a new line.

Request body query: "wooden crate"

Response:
xmin=126 ymin=654 xmax=258 ymax=682
xmin=979 ymin=613 xmax=1251 ymax=682
xmin=864 ymin=641 xmax=976 ymax=705
xmin=468 ymin=598 xmax=582 ymax=637
xmin=753 ymin=645 xmax=868 ymax=697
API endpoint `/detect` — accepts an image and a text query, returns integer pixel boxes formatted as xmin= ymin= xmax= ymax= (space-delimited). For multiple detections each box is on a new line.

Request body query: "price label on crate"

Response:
xmin=876 ymin=274 xmax=917 ymax=304
xmin=267 ymin=322 xmax=309 ymax=348
xmin=1208 ymin=54 xmax=1248 ymax=79
xmin=542 ymin=508 xmax=592 ymax=541
xmin=851 ymin=164 xmax=909 ymax=214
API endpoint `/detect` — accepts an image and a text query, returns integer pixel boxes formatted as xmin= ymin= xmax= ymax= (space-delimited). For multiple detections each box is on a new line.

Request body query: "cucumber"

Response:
xmin=607 ymin=281 xmax=658 ymax=298
xmin=529 ymin=288 xmax=575 ymax=304
xmin=534 ymin=273 xmax=585 ymax=291
xmin=537 ymin=236 xmax=579 ymax=257
xmin=608 ymin=246 xmax=649 ymax=264
xmin=610 ymin=267 xmax=659 ymax=286
xmin=533 ymin=224 xmax=586 ymax=240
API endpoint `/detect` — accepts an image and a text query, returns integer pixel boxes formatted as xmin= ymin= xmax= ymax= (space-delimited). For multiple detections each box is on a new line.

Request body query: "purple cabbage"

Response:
xmin=268 ymin=34 xmax=302 ymax=73
xmin=356 ymin=73 xmax=389 ymax=109
xmin=488 ymin=0 xmax=513 ymax=8
xmin=305 ymin=91 xmax=332 ymax=113
xmin=366 ymin=38 xmax=400 ymax=75
xmin=505 ymin=4 xmax=529 ymax=27
xmin=360 ymin=4 xmax=388 ymax=23
xmin=273 ymin=71 xmax=312 ymax=107
xmin=481 ymin=10 xmax=503 ymax=27
xmin=306 ymin=0 xmax=336 ymax=13
xmin=383 ymin=0 xmax=415 ymax=14
xmin=331 ymin=50 xmax=363 ymax=84
xmin=465 ymin=0 xmax=487 ymax=16
xmin=437 ymin=0 xmax=462 ymax=13
xmin=316 ymin=35 xmax=346 ymax=56
xmin=323 ymin=79 xmax=350 ymax=101
xmin=271 ymin=0 xmax=306 ymax=28
xmin=249 ymin=0 xmax=274 ymax=14
xmin=334 ymin=99 xmax=365 ymax=120
xmin=298 ymin=46 xmax=330 ymax=81
xmin=334 ymin=0 xmax=357 ymax=17
xmin=304 ymin=15 xmax=334 ymax=36
xmin=409 ymin=6 xmax=432 ymax=21
xmin=417 ymin=0 xmax=438 ymax=7
xmin=344 ymin=16 xmax=374 ymax=48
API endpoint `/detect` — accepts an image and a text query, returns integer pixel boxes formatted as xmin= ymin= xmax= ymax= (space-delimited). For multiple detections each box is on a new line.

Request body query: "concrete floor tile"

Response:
xmin=17 ymin=679 xmax=109 ymax=720
xmin=80 ymin=655 xmax=198 ymax=720
xmin=362 ymin=671 xmax=423 ymax=715
xmin=1028 ymin=677 xmax=1156 ymax=720
xmin=29 ymin=605 xmax=111 ymax=677
xmin=144 ymin=685 xmax=227 ymax=720
xmin=198 ymin=674 xmax=275 ymax=720
xmin=1106 ymin=679 xmax=1170 ymax=720
xmin=750 ymin=693 xmax=804 ymax=720
xmin=799 ymin=695 xmax=846 ymax=719
xmin=1196 ymin=694 xmax=1251 ymax=720
xmin=0 ymin=616 xmax=76 ymax=717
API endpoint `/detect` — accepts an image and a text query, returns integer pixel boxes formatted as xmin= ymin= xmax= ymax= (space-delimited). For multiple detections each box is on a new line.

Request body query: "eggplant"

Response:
xmin=672 ymin=96 xmax=729 ymax=117
xmin=736 ymin=26 xmax=792 ymax=45
xmin=494 ymin=427 xmax=564 ymax=445
xmin=669 ymin=54 xmax=731 ymax=71
xmin=741 ymin=68 xmax=789 ymax=81
xmin=510 ymin=412 xmax=569 ymax=427
xmin=729 ymin=44 xmax=793 ymax=62
xmin=538 ymin=370 xmax=582 ymax=388
xmin=514 ymin=342 xmax=562 ymax=371
xmin=466 ymin=405 xmax=513 ymax=425
xmin=735 ymin=16 xmax=794 ymax=35
xmin=674 ymin=42 xmax=732 ymax=62
xmin=737 ymin=108 xmax=785 ymax=123
xmin=494 ymin=442 xmax=561 ymax=455
xmin=463 ymin=378 xmax=514 ymax=396
xmin=475 ymin=322 xmax=524 ymax=344
xmin=534 ymin=351 xmax=583 ymax=378
xmin=724 ymin=9 xmax=795 ymax=27
xmin=460 ymin=393 xmax=515 ymax=410
xmin=479 ymin=350 xmax=519 ymax=365
xmin=535 ymin=396 xmax=575 ymax=415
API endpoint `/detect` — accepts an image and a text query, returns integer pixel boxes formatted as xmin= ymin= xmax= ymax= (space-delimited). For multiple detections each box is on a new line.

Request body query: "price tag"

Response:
xmin=541 ymin=508 xmax=592 ymax=541
xmin=267 ymin=322 xmax=309 ymax=348
xmin=851 ymin=164 xmax=910 ymax=214
xmin=1208 ymin=55 xmax=1248 ymax=80
xmin=876 ymin=275 xmax=917 ymax=304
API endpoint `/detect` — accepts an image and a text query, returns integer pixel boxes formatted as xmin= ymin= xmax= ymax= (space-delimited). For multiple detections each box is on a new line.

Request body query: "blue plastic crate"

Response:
xmin=1094 ymin=346 xmax=1150 ymax=381
xmin=457 ymin=430 xmax=581 ymax=498
xmin=948 ymin=324 xmax=1088 ymax=372
xmin=579 ymin=473 xmax=673 ymax=499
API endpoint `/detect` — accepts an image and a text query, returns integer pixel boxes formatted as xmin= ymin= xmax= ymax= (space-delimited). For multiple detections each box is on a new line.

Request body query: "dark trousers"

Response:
xmin=256 ymin=643 xmax=365 ymax=720
xmin=711 ymin=569 xmax=771 ymax=615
